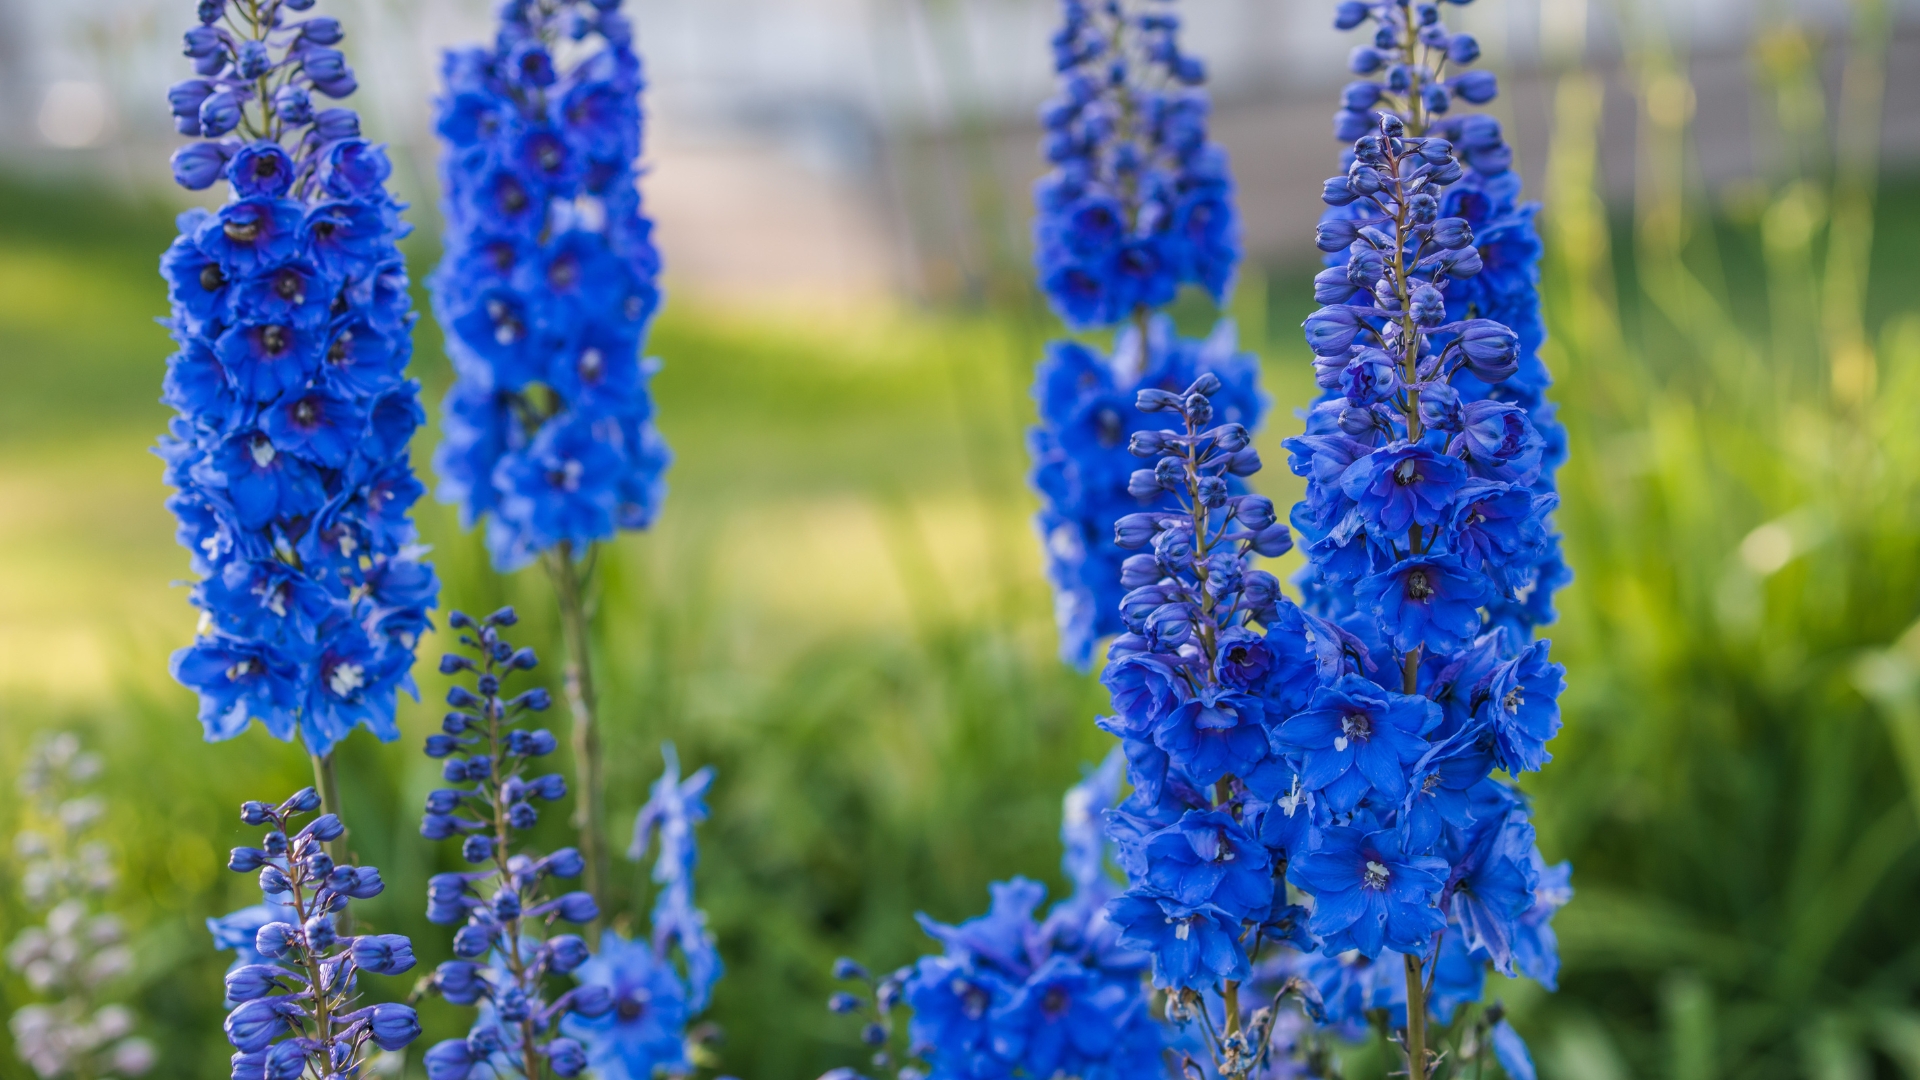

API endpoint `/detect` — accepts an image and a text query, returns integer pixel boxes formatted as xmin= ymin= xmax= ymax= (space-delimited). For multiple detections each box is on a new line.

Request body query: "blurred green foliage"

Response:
xmin=8 ymin=23 xmax=1920 ymax=1080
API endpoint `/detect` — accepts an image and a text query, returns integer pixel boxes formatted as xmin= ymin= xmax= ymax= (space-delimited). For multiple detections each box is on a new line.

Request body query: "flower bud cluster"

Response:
xmin=1032 ymin=320 xmax=1266 ymax=668
xmin=219 ymin=787 xmax=422 ymax=1080
xmin=1034 ymin=0 xmax=1240 ymax=327
xmin=7 ymin=734 xmax=155 ymax=1080
xmin=1027 ymin=0 xmax=1268 ymax=670
xmin=820 ymin=751 xmax=1162 ymax=1080
xmin=416 ymin=608 xmax=604 ymax=1080
xmin=429 ymin=0 xmax=671 ymax=571
xmin=1331 ymin=0 xmax=1496 ymax=139
xmin=159 ymin=0 xmax=438 ymax=757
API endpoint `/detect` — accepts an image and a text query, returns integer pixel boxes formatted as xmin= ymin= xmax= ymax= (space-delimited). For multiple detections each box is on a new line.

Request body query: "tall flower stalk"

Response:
xmin=156 ymin=0 xmax=439 ymax=837
xmin=429 ymin=0 xmax=671 ymax=913
xmin=1026 ymin=0 xmax=1274 ymax=669
xmin=1083 ymin=2 xmax=1569 ymax=1077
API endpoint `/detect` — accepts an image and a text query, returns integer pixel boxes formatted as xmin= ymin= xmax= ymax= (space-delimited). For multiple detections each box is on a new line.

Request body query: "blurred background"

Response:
xmin=6 ymin=0 xmax=1920 ymax=1077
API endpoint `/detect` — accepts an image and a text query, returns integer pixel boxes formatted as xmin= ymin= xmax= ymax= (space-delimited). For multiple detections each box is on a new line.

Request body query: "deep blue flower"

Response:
xmin=1152 ymin=687 xmax=1268 ymax=786
xmin=1274 ymin=674 xmax=1438 ymax=811
xmin=1132 ymin=809 xmax=1272 ymax=919
xmin=1477 ymin=639 xmax=1565 ymax=773
xmin=561 ymin=932 xmax=690 ymax=1080
xmin=1339 ymin=443 xmax=1468 ymax=536
xmin=1107 ymin=893 xmax=1247 ymax=989
xmin=1359 ymin=554 xmax=1488 ymax=653
xmin=1444 ymin=810 xmax=1539 ymax=976
xmin=1288 ymin=826 xmax=1448 ymax=957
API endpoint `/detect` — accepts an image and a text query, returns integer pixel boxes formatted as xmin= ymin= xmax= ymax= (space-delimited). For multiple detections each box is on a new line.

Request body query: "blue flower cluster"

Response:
xmin=1076 ymin=5 xmax=1571 ymax=1072
xmin=552 ymin=746 xmax=722 ymax=1080
xmin=825 ymin=751 xmax=1163 ymax=1080
xmin=1026 ymin=0 xmax=1269 ymax=670
xmin=429 ymin=0 xmax=671 ymax=571
xmin=1031 ymin=319 xmax=1269 ymax=667
xmin=1034 ymin=0 xmax=1240 ymax=327
xmin=216 ymin=788 xmax=421 ymax=1080
xmin=415 ymin=608 xmax=607 ymax=1080
xmin=159 ymin=0 xmax=437 ymax=757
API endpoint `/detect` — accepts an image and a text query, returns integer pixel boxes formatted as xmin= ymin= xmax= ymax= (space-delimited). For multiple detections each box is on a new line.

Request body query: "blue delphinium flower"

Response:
xmin=428 ymin=0 xmax=669 ymax=571
xmin=215 ymin=787 xmax=421 ymax=1079
xmin=1073 ymin=5 xmax=1573 ymax=1077
xmin=414 ymin=608 xmax=606 ymax=1080
xmin=160 ymin=0 xmax=438 ymax=757
xmin=1027 ymin=0 xmax=1271 ymax=668
xmin=822 ymin=750 xmax=1163 ymax=1080
xmin=627 ymin=744 xmax=722 ymax=1011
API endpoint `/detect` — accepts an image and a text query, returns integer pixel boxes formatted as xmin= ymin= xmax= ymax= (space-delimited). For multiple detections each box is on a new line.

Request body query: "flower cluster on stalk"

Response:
xmin=430 ymin=0 xmax=671 ymax=571
xmin=159 ymin=0 xmax=438 ymax=756
xmin=823 ymin=750 xmax=1163 ymax=1080
xmin=1074 ymin=4 xmax=1571 ymax=1076
xmin=415 ymin=608 xmax=606 ymax=1080
xmin=217 ymin=787 xmax=421 ymax=1080
xmin=1027 ymin=0 xmax=1268 ymax=668
xmin=7 ymin=735 xmax=156 ymax=1080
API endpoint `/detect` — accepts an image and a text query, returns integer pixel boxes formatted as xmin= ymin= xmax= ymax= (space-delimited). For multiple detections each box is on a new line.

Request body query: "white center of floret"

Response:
xmin=250 ymin=438 xmax=276 ymax=468
xmin=1363 ymin=860 xmax=1391 ymax=890
xmin=328 ymin=662 xmax=365 ymax=697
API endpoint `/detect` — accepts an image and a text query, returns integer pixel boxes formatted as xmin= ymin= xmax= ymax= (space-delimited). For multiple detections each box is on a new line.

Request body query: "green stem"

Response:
xmin=546 ymin=541 xmax=608 ymax=938
xmin=1405 ymin=951 xmax=1428 ymax=1079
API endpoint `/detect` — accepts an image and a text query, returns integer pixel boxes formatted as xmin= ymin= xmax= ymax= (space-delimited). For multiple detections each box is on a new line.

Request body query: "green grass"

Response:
xmin=8 ymin=58 xmax=1920 ymax=1079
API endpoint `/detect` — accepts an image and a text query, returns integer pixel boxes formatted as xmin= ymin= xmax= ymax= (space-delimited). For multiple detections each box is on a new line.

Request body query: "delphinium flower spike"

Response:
xmin=552 ymin=747 xmax=724 ymax=1079
xmin=218 ymin=787 xmax=422 ymax=1079
xmin=429 ymin=0 xmax=670 ymax=913
xmin=7 ymin=734 xmax=156 ymax=1080
xmin=157 ymin=0 xmax=439 ymax=831
xmin=1027 ymin=0 xmax=1273 ymax=668
xmin=818 ymin=748 xmax=1162 ymax=1080
xmin=1081 ymin=4 xmax=1571 ymax=1077
xmin=416 ymin=608 xmax=609 ymax=1080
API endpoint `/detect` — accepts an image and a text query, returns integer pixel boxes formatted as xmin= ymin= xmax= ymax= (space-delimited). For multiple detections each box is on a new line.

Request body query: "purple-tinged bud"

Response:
xmin=452 ymin=924 xmax=493 ymax=959
xmin=1410 ymin=285 xmax=1447 ymax=327
xmin=300 ymin=16 xmax=344 ymax=44
xmin=303 ymin=914 xmax=337 ymax=951
xmin=508 ymin=688 xmax=551 ymax=712
xmin=1128 ymin=429 xmax=1175 ymax=458
xmin=224 ymin=964 xmax=284 ymax=1003
xmin=1184 ymin=371 xmax=1222 ymax=398
xmin=1225 ymin=448 xmax=1262 ymax=477
xmin=423 ymin=1039 xmax=475 ymax=1080
xmin=1314 ymin=218 xmax=1358 ymax=253
xmin=1422 ymin=83 xmax=1451 ymax=115
xmin=540 ymin=847 xmax=585 ymax=879
xmin=198 ymin=90 xmax=243 ymax=137
xmin=508 ymin=802 xmax=538 ymax=829
xmin=425 ymin=734 xmax=461 ymax=759
xmin=495 ymin=985 xmax=531 ymax=1023
xmin=261 ymin=829 xmax=289 ymax=855
xmin=435 ymin=961 xmax=485 ymax=1005
xmin=1408 ymin=192 xmax=1439 ymax=224
xmin=553 ymin=891 xmax=599 ymax=924
xmin=270 ymin=85 xmax=313 ymax=125
xmin=262 ymin=1040 xmax=307 ymax=1080
xmin=830 ymin=992 xmax=864 ymax=1014
xmin=1349 ymin=45 xmax=1385 ymax=74
xmin=1114 ymin=513 xmax=1162 ymax=548
xmin=1250 ymin=524 xmax=1294 ymax=558
xmin=1207 ymin=423 xmax=1251 ymax=453
xmin=239 ymin=800 xmax=274 ymax=826
xmin=528 ymin=773 xmax=567 ymax=801
xmin=566 ymin=985 xmax=613 ymax=1018
xmin=1430 ymin=218 xmax=1473 ymax=250
xmin=486 ymin=606 xmax=518 ymax=627
xmin=303 ymin=851 xmax=334 ymax=883
xmin=525 ymin=729 xmax=558 ymax=756
xmin=300 ymin=814 xmax=344 ymax=842
xmin=425 ymin=790 xmax=463 ymax=815
xmin=344 ymin=867 xmax=384 ymax=899
xmin=1341 ymin=81 xmax=1382 ymax=111
xmin=1455 ymin=320 xmax=1519 ymax=382
xmin=229 ymin=847 xmax=269 ymax=872
xmin=259 ymin=865 xmax=291 ymax=895
xmin=1334 ymin=1 xmax=1369 ymax=29
xmin=546 ymin=934 xmax=590 ymax=973
xmin=1196 ymin=475 xmax=1229 ymax=508
xmin=1241 ymin=570 xmax=1281 ymax=612
xmin=1338 ymin=406 xmax=1380 ymax=436
xmin=351 ymin=934 xmax=416 ymax=976
xmin=1183 ymin=393 xmax=1213 ymax=425
xmin=224 ymin=998 xmax=300 ymax=1053
xmin=1234 ymin=495 xmax=1277 ymax=531
xmin=1135 ymin=388 xmax=1184 ymax=413
xmin=544 ymin=1038 xmax=587 ymax=1078
xmin=492 ymin=889 xmax=522 ymax=920
xmin=198 ymin=0 xmax=225 ymax=24
xmin=442 ymin=759 xmax=469 ymax=783
xmin=172 ymin=142 xmax=231 ymax=189
xmin=1119 ymin=554 xmax=1162 ymax=589
xmin=1448 ymin=34 xmax=1481 ymax=64
xmin=366 ymin=1003 xmax=421 ymax=1050
xmin=461 ymin=835 xmax=493 ymax=863
xmin=1304 ymin=306 xmax=1367 ymax=357
xmin=465 ymin=755 xmax=493 ymax=779
xmin=1322 ymin=176 xmax=1357 ymax=207
xmin=168 ymin=78 xmax=215 ymax=122
xmin=285 ymin=788 xmax=322 ymax=813
xmin=235 ymin=40 xmax=272 ymax=79
xmin=1127 ymin=469 xmax=1163 ymax=500
xmin=312 ymin=108 xmax=360 ymax=141
xmin=1452 ymin=70 xmax=1498 ymax=105
xmin=862 ymin=1022 xmax=888 ymax=1046
xmin=446 ymin=685 xmax=483 ymax=709
xmin=439 ymin=654 xmax=476 ymax=675
xmin=182 ymin=27 xmax=222 ymax=58
xmin=255 ymin=922 xmax=297 ymax=959
xmin=505 ymin=647 xmax=538 ymax=670
xmin=1314 ymin=266 xmax=1359 ymax=305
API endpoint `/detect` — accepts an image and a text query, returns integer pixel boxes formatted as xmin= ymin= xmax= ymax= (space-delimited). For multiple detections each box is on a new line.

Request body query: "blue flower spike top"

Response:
xmin=1084 ymin=4 xmax=1571 ymax=1078
xmin=1028 ymin=0 xmax=1268 ymax=669
xmin=159 ymin=0 xmax=438 ymax=758
xmin=415 ymin=607 xmax=610 ymax=1080
xmin=217 ymin=787 xmax=422 ymax=1080
xmin=819 ymin=748 xmax=1163 ymax=1080
xmin=429 ymin=0 xmax=670 ymax=572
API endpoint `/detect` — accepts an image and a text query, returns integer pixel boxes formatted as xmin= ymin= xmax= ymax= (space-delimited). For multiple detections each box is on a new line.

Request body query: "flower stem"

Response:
xmin=546 ymin=541 xmax=608 ymax=938
xmin=309 ymin=751 xmax=352 ymax=933
xmin=1404 ymin=951 xmax=1428 ymax=1079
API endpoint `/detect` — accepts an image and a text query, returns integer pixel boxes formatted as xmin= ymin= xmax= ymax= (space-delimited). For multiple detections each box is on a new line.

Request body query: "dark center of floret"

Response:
xmin=500 ymin=179 xmax=528 ymax=213
xmin=328 ymin=331 xmax=352 ymax=363
xmin=1406 ymin=568 xmax=1433 ymax=599
xmin=1341 ymin=712 xmax=1372 ymax=742
xmin=274 ymin=270 xmax=301 ymax=300
xmin=1503 ymin=686 xmax=1524 ymax=713
xmin=224 ymin=218 xmax=260 ymax=243
xmin=199 ymin=264 xmax=226 ymax=291
xmin=1095 ymin=407 xmax=1124 ymax=448
xmin=1393 ymin=457 xmax=1420 ymax=485
xmin=615 ymin=995 xmax=644 ymax=1022
xmin=260 ymin=325 xmax=289 ymax=356
xmin=292 ymin=399 xmax=317 ymax=426
xmin=1042 ymin=986 xmax=1069 ymax=1017
xmin=549 ymin=256 xmax=578 ymax=289
xmin=1362 ymin=859 xmax=1391 ymax=890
